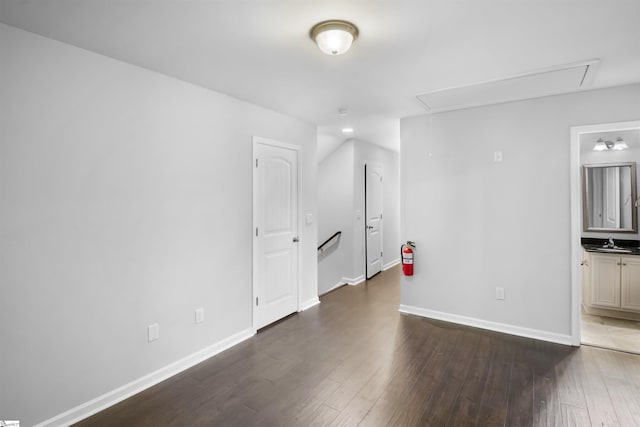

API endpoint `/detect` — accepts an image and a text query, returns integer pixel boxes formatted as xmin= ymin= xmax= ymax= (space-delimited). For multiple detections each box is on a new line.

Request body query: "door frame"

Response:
xmin=252 ymin=136 xmax=301 ymax=331
xmin=569 ymin=120 xmax=640 ymax=346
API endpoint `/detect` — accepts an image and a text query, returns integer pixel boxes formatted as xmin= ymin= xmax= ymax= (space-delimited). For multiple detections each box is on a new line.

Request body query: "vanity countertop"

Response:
xmin=582 ymin=244 xmax=640 ymax=255
xmin=582 ymin=238 xmax=640 ymax=255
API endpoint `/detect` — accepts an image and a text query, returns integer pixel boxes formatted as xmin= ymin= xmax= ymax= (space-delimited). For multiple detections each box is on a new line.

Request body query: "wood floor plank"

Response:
xmin=73 ymin=265 xmax=640 ymax=427
xmin=506 ymin=339 xmax=535 ymax=427
xmin=578 ymin=347 xmax=622 ymax=426
xmin=594 ymin=349 xmax=640 ymax=426
xmin=532 ymin=341 xmax=562 ymax=427
xmin=561 ymin=403 xmax=593 ymax=427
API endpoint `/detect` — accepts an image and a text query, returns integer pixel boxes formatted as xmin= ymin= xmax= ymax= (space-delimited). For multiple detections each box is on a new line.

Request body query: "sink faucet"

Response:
xmin=607 ymin=237 xmax=615 ymax=248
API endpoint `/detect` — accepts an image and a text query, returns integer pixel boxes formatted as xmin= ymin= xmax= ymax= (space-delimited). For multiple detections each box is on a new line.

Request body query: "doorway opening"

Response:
xmin=571 ymin=120 xmax=640 ymax=353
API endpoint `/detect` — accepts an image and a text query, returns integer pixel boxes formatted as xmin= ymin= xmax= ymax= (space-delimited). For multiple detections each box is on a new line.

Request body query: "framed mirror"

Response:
xmin=583 ymin=162 xmax=637 ymax=232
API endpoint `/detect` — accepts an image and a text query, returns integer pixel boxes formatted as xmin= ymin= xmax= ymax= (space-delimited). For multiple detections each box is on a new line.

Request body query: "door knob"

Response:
xmin=367 ymin=225 xmax=374 ymax=230
xmin=292 ymin=236 xmax=299 ymax=242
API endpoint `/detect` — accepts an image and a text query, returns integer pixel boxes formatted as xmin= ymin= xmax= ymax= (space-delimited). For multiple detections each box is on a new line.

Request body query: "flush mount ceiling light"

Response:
xmin=593 ymin=137 xmax=628 ymax=151
xmin=310 ymin=20 xmax=359 ymax=55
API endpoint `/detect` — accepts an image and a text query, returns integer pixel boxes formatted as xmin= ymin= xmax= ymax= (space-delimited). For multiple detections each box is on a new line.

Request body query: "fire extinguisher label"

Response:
xmin=402 ymin=258 xmax=413 ymax=264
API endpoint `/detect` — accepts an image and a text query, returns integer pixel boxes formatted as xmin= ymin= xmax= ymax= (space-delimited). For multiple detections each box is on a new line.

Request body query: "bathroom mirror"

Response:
xmin=583 ymin=162 xmax=637 ymax=232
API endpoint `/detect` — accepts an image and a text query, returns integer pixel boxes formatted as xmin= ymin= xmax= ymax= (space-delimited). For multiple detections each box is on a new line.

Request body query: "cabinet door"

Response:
xmin=621 ymin=256 xmax=640 ymax=311
xmin=590 ymin=254 xmax=621 ymax=308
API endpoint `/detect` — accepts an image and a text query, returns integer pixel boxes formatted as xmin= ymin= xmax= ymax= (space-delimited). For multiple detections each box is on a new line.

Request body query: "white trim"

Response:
xmin=399 ymin=305 xmax=573 ymax=346
xmin=569 ymin=120 xmax=640 ymax=347
xmin=252 ymin=135 xmax=300 ymax=151
xmin=35 ymin=328 xmax=255 ymax=427
xmin=383 ymin=258 xmax=400 ymax=271
xmin=342 ymin=275 xmax=365 ymax=286
xmin=299 ymin=297 xmax=321 ymax=311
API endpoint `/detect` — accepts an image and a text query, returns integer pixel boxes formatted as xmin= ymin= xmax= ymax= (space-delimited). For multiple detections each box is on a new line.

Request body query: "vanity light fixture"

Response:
xmin=613 ymin=137 xmax=629 ymax=150
xmin=593 ymin=137 xmax=628 ymax=151
xmin=310 ymin=20 xmax=359 ymax=55
xmin=341 ymin=127 xmax=354 ymax=134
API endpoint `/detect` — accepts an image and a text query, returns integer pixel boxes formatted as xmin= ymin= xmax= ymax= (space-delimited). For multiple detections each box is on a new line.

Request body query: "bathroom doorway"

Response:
xmin=571 ymin=120 xmax=640 ymax=354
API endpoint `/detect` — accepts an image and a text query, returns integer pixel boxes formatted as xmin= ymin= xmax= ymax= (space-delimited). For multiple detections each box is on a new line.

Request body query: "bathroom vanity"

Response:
xmin=582 ymin=243 xmax=640 ymax=320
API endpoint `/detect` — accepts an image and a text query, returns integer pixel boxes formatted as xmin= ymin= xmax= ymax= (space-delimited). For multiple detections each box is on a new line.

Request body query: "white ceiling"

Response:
xmin=1 ymin=0 xmax=640 ymax=152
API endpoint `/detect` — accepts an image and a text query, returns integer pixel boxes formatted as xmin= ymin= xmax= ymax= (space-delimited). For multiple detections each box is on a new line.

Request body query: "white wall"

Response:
xmin=317 ymin=143 xmax=354 ymax=294
xmin=317 ymin=139 xmax=400 ymax=293
xmin=0 ymin=23 xmax=317 ymax=426
xmin=400 ymin=84 xmax=640 ymax=342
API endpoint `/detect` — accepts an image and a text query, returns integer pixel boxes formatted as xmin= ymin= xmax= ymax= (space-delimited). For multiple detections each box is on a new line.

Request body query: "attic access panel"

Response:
xmin=416 ymin=60 xmax=599 ymax=113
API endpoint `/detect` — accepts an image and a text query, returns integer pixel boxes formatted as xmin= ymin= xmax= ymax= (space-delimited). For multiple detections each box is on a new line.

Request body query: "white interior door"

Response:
xmin=365 ymin=163 xmax=383 ymax=279
xmin=253 ymin=139 xmax=299 ymax=330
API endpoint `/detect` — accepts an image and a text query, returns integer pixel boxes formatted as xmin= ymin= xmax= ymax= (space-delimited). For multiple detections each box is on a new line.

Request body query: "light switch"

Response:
xmin=195 ymin=308 xmax=204 ymax=324
xmin=305 ymin=213 xmax=313 ymax=225
xmin=493 ymin=150 xmax=503 ymax=162
xmin=148 ymin=323 xmax=159 ymax=342
xmin=355 ymin=210 xmax=361 ymax=220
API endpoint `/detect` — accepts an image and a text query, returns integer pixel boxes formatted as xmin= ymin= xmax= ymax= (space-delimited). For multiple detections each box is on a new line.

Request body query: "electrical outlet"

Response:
xmin=195 ymin=308 xmax=204 ymax=324
xmin=148 ymin=323 xmax=159 ymax=342
xmin=495 ymin=287 xmax=505 ymax=300
xmin=493 ymin=150 xmax=503 ymax=162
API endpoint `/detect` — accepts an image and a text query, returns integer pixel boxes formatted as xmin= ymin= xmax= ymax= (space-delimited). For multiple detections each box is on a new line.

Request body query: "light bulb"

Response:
xmin=613 ymin=137 xmax=628 ymax=150
xmin=593 ymin=139 xmax=608 ymax=151
xmin=315 ymin=30 xmax=353 ymax=55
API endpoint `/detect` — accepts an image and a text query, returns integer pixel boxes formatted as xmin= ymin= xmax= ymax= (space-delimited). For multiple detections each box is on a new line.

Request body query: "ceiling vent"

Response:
xmin=416 ymin=59 xmax=599 ymax=113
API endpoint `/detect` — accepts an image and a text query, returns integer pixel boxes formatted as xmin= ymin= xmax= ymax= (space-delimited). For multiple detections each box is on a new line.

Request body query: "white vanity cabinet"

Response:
xmin=588 ymin=252 xmax=640 ymax=314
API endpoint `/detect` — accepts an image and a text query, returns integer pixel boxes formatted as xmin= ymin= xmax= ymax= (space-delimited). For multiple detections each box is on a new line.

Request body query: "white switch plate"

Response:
xmin=195 ymin=308 xmax=204 ymax=324
xmin=148 ymin=323 xmax=159 ymax=342
xmin=305 ymin=213 xmax=313 ymax=225
xmin=493 ymin=150 xmax=503 ymax=162
xmin=355 ymin=210 xmax=361 ymax=220
xmin=495 ymin=287 xmax=505 ymax=300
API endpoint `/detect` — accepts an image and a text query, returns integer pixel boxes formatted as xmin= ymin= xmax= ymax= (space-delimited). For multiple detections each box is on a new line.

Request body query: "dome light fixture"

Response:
xmin=310 ymin=20 xmax=359 ymax=55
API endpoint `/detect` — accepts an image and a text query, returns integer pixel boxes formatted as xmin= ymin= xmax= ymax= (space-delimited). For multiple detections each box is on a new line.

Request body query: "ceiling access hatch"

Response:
xmin=416 ymin=59 xmax=599 ymax=113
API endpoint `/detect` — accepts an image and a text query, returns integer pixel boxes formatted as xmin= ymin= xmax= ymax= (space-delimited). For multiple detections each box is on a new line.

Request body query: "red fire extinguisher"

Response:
xmin=401 ymin=241 xmax=416 ymax=276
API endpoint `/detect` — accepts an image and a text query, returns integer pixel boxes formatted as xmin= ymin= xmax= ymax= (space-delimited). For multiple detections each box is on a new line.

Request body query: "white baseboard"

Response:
xmin=383 ymin=258 xmax=401 ymax=271
xmin=398 ymin=304 xmax=573 ymax=346
xmin=35 ymin=327 xmax=255 ymax=427
xmin=342 ymin=275 xmax=365 ymax=286
xmin=300 ymin=297 xmax=321 ymax=311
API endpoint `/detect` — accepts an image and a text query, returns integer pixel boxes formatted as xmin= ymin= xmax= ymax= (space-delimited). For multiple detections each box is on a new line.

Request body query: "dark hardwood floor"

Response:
xmin=76 ymin=265 xmax=640 ymax=426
